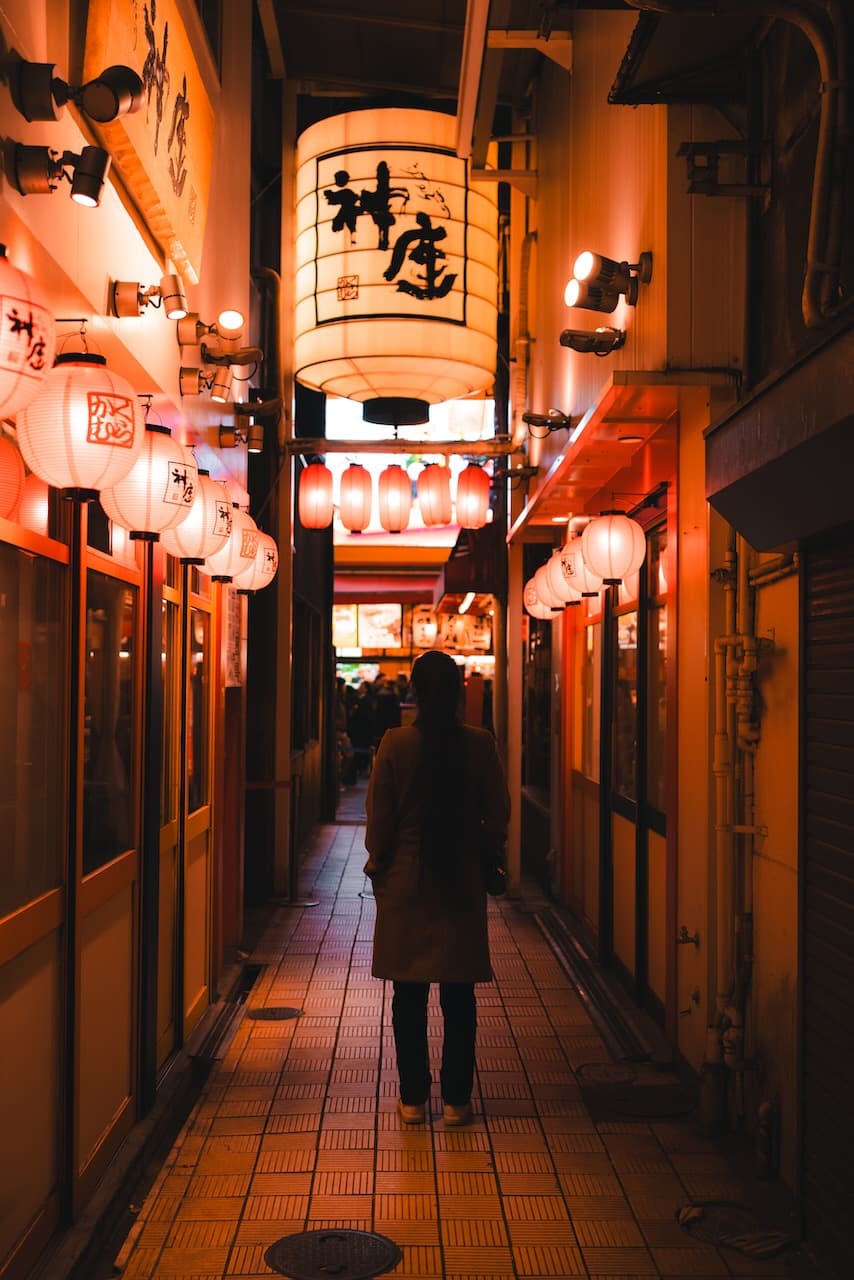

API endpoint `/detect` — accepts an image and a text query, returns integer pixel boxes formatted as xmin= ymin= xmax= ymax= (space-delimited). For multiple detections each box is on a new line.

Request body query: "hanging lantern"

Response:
xmin=523 ymin=579 xmax=557 ymax=620
xmin=99 ymin=424 xmax=197 ymax=540
xmin=455 ymin=463 xmax=490 ymax=530
xmin=417 ymin=463 xmax=452 ymax=526
xmin=204 ymin=504 xmax=259 ymax=582
xmin=0 ymin=246 xmax=56 ymax=419
xmin=378 ymin=463 xmax=412 ymax=533
xmin=582 ymin=511 xmax=646 ymax=585
xmin=16 ymin=352 xmax=145 ymax=498
xmin=295 ymin=109 xmax=498 ymax=416
xmin=160 ymin=470 xmax=233 ymax=564
xmin=534 ymin=562 xmax=565 ymax=611
xmin=233 ymin=531 xmax=279 ymax=593
xmin=546 ymin=541 xmax=602 ymax=601
xmin=17 ymin=472 xmax=50 ymax=535
xmin=298 ymin=460 xmax=333 ymax=529
xmin=339 ymin=462 xmax=372 ymax=533
xmin=0 ymin=433 xmax=25 ymax=518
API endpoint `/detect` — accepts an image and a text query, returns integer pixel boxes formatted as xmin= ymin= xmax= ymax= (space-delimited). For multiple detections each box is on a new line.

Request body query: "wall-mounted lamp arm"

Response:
xmin=11 ymin=59 xmax=143 ymax=123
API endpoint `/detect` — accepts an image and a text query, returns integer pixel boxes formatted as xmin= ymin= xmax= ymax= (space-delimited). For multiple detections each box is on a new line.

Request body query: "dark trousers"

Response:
xmin=391 ymin=981 xmax=476 ymax=1106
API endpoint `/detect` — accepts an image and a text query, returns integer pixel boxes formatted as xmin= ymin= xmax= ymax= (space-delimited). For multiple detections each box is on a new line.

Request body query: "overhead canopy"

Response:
xmin=609 ymin=11 xmax=764 ymax=107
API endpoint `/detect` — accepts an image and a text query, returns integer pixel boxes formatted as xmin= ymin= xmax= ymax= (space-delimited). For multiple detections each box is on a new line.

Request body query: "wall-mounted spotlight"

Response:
xmin=564 ymin=250 xmax=653 ymax=312
xmin=559 ymin=326 xmax=626 ymax=356
xmin=9 ymin=142 xmax=111 ymax=206
xmin=11 ymin=60 xmax=143 ymax=123
xmin=199 ymin=344 xmax=264 ymax=368
xmin=219 ymin=421 xmax=265 ymax=453
xmin=179 ymin=365 xmax=232 ymax=404
xmin=177 ymin=309 xmax=245 ymax=348
xmin=522 ymin=408 xmax=572 ymax=437
xmin=111 ymin=274 xmax=188 ymax=319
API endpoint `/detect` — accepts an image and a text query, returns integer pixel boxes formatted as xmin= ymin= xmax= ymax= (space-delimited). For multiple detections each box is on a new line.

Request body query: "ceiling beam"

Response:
xmin=487 ymin=30 xmax=573 ymax=73
xmin=287 ymin=437 xmax=517 ymax=456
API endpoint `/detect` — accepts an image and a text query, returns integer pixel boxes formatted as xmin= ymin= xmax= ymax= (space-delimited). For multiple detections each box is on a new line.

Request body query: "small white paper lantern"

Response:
xmin=417 ymin=463 xmax=452 ymax=526
xmin=534 ymin=562 xmax=565 ymax=610
xmin=204 ymin=504 xmax=259 ymax=582
xmin=582 ymin=511 xmax=646 ymax=585
xmin=378 ymin=463 xmax=412 ymax=533
xmin=0 ymin=433 xmax=25 ymax=518
xmin=233 ymin=531 xmax=279 ymax=593
xmin=16 ymin=352 xmax=144 ymax=496
xmin=0 ymin=246 xmax=56 ymax=418
xmin=523 ymin=578 xmax=557 ymax=620
xmin=160 ymin=469 xmax=233 ymax=564
xmin=100 ymin=424 xmax=198 ymax=539
xmin=547 ymin=541 xmax=602 ymax=600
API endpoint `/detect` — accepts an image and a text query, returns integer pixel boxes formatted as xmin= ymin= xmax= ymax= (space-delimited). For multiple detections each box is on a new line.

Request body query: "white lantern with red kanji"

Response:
xmin=161 ymin=470 xmax=233 ymax=564
xmin=378 ymin=463 xmax=412 ymax=533
xmin=455 ymin=463 xmax=490 ymax=529
xmin=0 ymin=246 xmax=56 ymax=419
xmin=204 ymin=504 xmax=259 ymax=582
xmin=339 ymin=462 xmax=372 ymax=533
xmin=233 ymin=531 xmax=279 ymax=593
xmin=523 ymin=579 xmax=557 ymax=620
xmin=298 ymin=460 xmax=334 ymax=529
xmin=99 ymin=425 xmax=198 ymax=539
xmin=417 ymin=463 xmax=452 ymax=526
xmin=0 ymin=433 xmax=25 ymax=518
xmin=581 ymin=511 xmax=646 ymax=585
xmin=534 ymin=562 xmax=565 ymax=610
xmin=16 ymin=352 xmax=145 ymax=495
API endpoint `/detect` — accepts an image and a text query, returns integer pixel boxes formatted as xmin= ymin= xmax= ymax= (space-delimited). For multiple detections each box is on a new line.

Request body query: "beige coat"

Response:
xmin=364 ymin=723 xmax=510 ymax=983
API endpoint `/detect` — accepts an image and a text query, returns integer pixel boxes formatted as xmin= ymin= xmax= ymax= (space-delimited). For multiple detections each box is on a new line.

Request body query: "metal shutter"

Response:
xmin=803 ymin=536 xmax=854 ymax=1279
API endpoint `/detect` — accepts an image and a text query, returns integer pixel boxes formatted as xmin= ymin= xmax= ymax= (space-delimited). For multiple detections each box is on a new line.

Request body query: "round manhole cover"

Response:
xmin=245 ymin=1007 xmax=302 ymax=1021
xmin=265 ymin=1229 xmax=401 ymax=1280
xmin=576 ymin=1061 xmax=638 ymax=1086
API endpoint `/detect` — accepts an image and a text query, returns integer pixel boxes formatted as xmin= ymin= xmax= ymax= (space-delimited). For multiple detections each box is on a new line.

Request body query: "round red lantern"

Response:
xmin=204 ymin=504 xmax=259 ymax=582
xmin=378 ymin=464 xmax=412 ymax=533
xmin=455 ymin=463 xmax=490 ymax=530
xmin=298 ymin=460 xmax=333 ymax=529
xmin=161 ymin=470 xmax=232 ymax=564
xmin=233 ymin=531 xmax=279 ymax=593
xmin=16 ymin=352 xmax=145 ymax=497
xmin=17 ymin=472 xmax=50 ymax=534
xmin=100 ymin=425 xmax=198 ymax=539
xmin=339 ymin=462 xmax=372 ymax=533
xmin=0 ymin=433 xmax=25 ymax=518
xmin=0 ymin=246 xmax=56 ymax=419
xmin=581 ymin=511 xmax=646 ymax=585
xmin=417 ymin=463 xmax=452 ymax=526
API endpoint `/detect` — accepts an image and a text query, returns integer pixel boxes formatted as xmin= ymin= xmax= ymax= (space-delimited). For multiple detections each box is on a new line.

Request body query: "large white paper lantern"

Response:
xmin=16 ymin=352 xmax=144 ymax=496
xmin=295 ymin=108 xmax=498 ymax=416
xmin=233 ymin=531 xmax=279 ymax=593
xmin=523 ymin=579 xmax=558 ymax=620
xmin=0 ymin=246 xmax=56 ymax=418
xmin=417 ymin=463 xmax=452 ymax=526
xmin=455 ymin=463 xmax=490 ymax=529
xmin=204 ymin=504 xmax=259 ymax=582
xmin=99 ymin=425 xmax=197 ymax=539
xmin=545 ymin=541 xmax=602 ymax=601
xmin=160 ymin=470 xmax=233 ymax=563
xmin=378 ymin=463 xmax=411 ymax=533
xmin=0 ymin=433 xmax=25 ymax=518
xmin=298 ymin=461 xmax=334 ymax=529
xmin=534 ymin=562 xmax=565 ymax=610
xmin=582 ymin=512 xmax=646 ymax=585
xmin=339 ymin=462 xmax=372 ymax=533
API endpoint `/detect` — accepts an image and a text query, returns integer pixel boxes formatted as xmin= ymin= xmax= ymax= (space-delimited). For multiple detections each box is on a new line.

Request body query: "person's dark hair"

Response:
xmin=411 ymin=651 xmax=465 ymax=879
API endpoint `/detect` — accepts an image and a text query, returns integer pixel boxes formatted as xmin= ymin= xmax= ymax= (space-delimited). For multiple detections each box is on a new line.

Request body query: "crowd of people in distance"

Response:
xmin=336 ymin=673 xmax=408 ymax=785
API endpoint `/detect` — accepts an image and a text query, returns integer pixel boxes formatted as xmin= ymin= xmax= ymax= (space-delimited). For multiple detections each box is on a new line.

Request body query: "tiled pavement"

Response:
xmin=113 ymin=819 xmax=792 ymax=1280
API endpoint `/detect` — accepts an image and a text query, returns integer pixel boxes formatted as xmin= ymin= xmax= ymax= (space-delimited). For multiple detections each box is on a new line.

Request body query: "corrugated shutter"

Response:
xmin=803 ymin=537 xmax=854 ymax=1279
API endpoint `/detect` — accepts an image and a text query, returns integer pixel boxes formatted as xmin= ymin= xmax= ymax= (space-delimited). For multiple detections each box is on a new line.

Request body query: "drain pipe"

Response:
xmin=625 ymin=0 xmax=849 ymax=327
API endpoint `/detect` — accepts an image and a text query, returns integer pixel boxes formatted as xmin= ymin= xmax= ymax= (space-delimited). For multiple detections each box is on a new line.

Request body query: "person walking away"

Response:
xmin=364 ymin=650 xmax=510 ymax=1126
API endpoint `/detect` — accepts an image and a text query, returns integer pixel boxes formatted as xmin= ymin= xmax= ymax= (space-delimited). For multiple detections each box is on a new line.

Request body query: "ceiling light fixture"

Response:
xmin=11 ymin=59 xmax=143 ymax=123
xmin=559 ymin=326 xmax=626 ymax=356
xmin=564 ymin=251 xmax=653 ymax=312
xmin=10 ymin=142 xmax=111 ymax=206
xmin=111 ymin=274 xmax=189 ymax=319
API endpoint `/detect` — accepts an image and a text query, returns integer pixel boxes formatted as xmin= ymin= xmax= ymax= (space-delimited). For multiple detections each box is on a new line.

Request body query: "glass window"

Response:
xmin=0 ymin=545 xmax=66 ymax=917
xmin=83 ymin=573 xmax=136 ymax=874
xmin=613 ymin=609 xmax=638 ymax=801
xmin=581 ymin=622 xmax=601 ymax=781
xmin=646 ymin=526 xmax=668 ymax=813
xmin=161 ymin=598 xmax=180 ymax=825
xmin=523 ymin=617 xmax=551 ymax=789
xmin=188 ymin=608 xmax=210 ymax=812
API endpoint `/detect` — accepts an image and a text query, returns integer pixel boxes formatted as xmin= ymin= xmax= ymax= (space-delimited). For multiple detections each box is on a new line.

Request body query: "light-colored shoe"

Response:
xmin=397 ymin=1099 xmax=426 ymax=1125
xmin=443 ymin=1102 xmax=473 ymax=1126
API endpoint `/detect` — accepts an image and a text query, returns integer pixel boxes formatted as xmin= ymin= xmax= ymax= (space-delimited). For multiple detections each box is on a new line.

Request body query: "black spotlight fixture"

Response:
xmin=11 ymin=59 xmax=143 ymax=123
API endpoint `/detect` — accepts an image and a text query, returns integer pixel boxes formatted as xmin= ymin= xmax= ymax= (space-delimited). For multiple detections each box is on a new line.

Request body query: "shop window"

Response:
xmin=292 ymin=598 xmax=321 ymax=749
xmin=0 ymin=544 xmax=66 ymax=917
xmin=188 ymin=608 xmax=210 ymax=812
xmin=83 ymin=572 xmax=136 ymax=874
xmin=580 ymin=622 xmax=601 ymax=781
xmin=613 ymin=609 xmax=639 ymax=802
xmin=645 ymin=526 xmax=668 ymax=815
xmin=161 ymin=597 xmax=180 ymax=825
xmin=523 ymin=616 xmax=551 ymax=789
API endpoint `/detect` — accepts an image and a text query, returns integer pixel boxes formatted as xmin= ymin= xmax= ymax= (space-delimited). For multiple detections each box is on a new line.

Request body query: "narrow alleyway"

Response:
xmin=110 ymin=808 xmax=795 ymax=1280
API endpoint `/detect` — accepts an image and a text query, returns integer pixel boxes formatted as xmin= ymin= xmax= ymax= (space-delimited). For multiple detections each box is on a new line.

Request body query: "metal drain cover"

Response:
xmin=576 ymin=1062 xmax=638 ymax=1086
xmin=246 ymin=1006 xmax=302 ymax=1021
xmin=265 ymin=1229 xmax=401 ymax=1279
